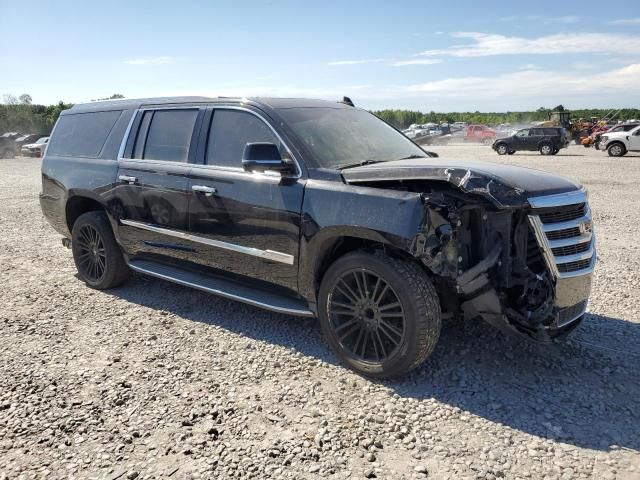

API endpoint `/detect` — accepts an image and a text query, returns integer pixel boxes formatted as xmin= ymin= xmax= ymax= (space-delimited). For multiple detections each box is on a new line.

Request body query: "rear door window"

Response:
xmin=206 ymin=109 xmax=279 ymax=168
xmin=136 ymin=109 xmax=198 ymax=162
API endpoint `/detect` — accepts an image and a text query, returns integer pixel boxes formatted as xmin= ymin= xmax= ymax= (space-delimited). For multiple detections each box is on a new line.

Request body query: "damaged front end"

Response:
xmin=410 ymin=184 xmax=594 ymax=342
xmin=341 ymin=161 xmax=595 ymax=342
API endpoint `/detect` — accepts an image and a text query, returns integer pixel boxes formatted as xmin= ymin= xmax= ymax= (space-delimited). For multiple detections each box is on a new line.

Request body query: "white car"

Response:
xmin=600 ymin=125 xmax=640 ymax=157
xmin=21 ymin=137 xmax=49 ymax=157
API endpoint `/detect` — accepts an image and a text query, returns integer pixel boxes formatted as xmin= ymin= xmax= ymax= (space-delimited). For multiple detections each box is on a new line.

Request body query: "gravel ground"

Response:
xmin=1 ymin=145 xmax=639 ymax=480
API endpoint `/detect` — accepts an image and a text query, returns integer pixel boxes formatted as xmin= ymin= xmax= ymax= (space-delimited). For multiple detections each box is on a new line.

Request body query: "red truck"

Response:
xmin=465 ymin=125 xmax=496 ymax=145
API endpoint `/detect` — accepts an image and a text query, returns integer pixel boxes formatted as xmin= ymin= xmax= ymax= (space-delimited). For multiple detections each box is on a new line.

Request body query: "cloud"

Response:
xmin=405 ymin=64 xmax=640 ymax=98
xmin=418 ymin=32 xmax=640 ymax=57
xmin=124 ymin=57 xmax=172 ymax=65
xmin=550 ymin=16 xmax=580 ymax=24
xmin=328 ymin=59 xmax=384 ymax=66
xmin=498 ymin=14 xmax=576 ymax=23
xmin=392 ymin=59 xmax=443 ymax=66
xmin=608 ymin=18 xmax=640 ymax=25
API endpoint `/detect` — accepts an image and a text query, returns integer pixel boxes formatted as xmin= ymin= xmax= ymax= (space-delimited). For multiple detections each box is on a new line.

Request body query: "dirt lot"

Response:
xmin=1 ymin=144 xmax=639 ymax=480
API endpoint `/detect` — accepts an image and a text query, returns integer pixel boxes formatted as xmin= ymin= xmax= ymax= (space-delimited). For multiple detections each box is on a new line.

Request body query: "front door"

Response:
xmin=629 ymin=127 xmax=640 ymax=151
xmin=113 ymin=107 xmax=203 ymax=262
xmin=187 ymin=107 xmax=304 ymax=291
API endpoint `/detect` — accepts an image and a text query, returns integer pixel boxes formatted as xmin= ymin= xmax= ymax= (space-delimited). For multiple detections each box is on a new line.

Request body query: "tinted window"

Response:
xmin=47 ymin=110 xmax=122 ymax=157
xmin=206 ymin=110 xmax=278 ymax=168
xmin=530 ymin=129 xmax=543 ymax=136
xmin=543 ymin=128 xmax=558 ymax=135
xmin=142 ymin=109 xmax=198 ymax=162
xmin=276 ymin=107 xmax=426 ymax=169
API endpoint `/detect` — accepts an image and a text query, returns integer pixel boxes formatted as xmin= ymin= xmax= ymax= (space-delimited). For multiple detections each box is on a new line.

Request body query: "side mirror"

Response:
xmin=242 ymin=143 xmax=295 ymax=174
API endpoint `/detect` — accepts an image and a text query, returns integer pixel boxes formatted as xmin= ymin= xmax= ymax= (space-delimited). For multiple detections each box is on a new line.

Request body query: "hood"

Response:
xmin=341 ymin=158 xmax=582 ymax=208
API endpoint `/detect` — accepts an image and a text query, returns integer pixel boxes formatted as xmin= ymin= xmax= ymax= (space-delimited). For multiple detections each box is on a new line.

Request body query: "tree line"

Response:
xmin=0 ymin=94 xmax=123 ymax=135
xmin=2 ymin=93 xmax=640 ymax=134
xmin=374 ymin=107 xmax=640 ymax=129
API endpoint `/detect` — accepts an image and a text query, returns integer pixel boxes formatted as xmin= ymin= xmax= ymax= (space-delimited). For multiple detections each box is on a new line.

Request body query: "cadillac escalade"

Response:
xmin=40 ymin=97 xmax=596 ymax=378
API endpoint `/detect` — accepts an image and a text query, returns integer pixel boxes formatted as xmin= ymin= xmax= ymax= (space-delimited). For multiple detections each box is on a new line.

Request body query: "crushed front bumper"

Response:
xmin=461 ymin=189 xmax=595 ymax=343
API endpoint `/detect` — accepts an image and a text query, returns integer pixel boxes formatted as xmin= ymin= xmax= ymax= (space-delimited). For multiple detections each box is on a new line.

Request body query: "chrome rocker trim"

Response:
xmin=120 ymin=219 xmax=294 ymax=265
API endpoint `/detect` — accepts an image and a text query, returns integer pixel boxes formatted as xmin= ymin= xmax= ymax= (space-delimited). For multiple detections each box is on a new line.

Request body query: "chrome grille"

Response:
xmin=528 ymin=189 xmax=596 ymax=279
xmin=538 ymin=203 xmax=586 ymax=223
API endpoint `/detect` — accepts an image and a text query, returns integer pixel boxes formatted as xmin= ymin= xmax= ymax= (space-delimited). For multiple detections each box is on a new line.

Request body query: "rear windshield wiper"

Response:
xmin=336 ymin=159 xmax=388 ymax=170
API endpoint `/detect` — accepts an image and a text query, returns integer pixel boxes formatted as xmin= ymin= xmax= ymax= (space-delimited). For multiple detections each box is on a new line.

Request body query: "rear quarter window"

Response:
xmin=47 ymin=110 xmax=123 ymax=157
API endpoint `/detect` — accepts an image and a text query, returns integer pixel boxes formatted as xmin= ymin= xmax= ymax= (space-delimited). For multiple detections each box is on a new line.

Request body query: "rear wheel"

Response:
xmin=539 ymin=143 xmax=553 ymax=155
xmin=318 ymin=250 xmax=441 ymax=378
xmin=607 ymin=142 xmax=626 ymax=157
xmin=482 ymin=137 xmax=493 ymax=146
xmin=495 ymin=143 xmax=508 ymax=155
xmin=71 ymin=211 xmax=130 ymax=289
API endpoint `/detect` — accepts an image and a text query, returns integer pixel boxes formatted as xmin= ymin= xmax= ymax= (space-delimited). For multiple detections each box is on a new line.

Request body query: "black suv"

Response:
xmin=40 ymin=97 xmax=595 ymax=377
xmin=493 ymin=127 xmax=569 ymax=155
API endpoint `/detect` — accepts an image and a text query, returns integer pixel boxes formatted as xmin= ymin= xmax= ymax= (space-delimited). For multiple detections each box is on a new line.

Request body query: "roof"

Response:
xmin=65 ymin=96 xmax=352 ymax=114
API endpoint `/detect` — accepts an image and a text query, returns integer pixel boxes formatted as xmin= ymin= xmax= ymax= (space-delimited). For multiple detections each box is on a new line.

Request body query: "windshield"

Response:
xmin=276 ymin=107 xmax=426 ymax=169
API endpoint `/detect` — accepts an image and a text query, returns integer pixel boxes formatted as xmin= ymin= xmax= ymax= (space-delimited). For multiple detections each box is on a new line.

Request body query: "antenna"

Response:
xmin=340 ymin=96 xmax=354 ymax=107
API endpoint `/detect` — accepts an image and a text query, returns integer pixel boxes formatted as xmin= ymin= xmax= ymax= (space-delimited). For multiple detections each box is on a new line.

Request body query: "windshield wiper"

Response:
xmin=336 ymin=159 xmax=388 ymax=170
xmin=397 ymin=154 xmax=427 ymax=160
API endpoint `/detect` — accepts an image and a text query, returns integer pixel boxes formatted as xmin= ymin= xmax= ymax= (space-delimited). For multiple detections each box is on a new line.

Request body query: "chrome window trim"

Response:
xmin=200 ymin=105 xmax=303 ymax=179
xmin=116 ymin=105 xmax=303 ymax=178
xmin=528 ymin=187 xmax=587 ymax=208
xmin=117 ymin=106 xmax=201 ymax=164
xmin=120 ymin=219 xmax=294 ymax=265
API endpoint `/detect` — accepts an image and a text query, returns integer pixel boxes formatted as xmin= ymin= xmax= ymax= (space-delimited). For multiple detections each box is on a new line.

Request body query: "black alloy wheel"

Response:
xmin=318 ymin=250 xmax=442 ymax=378
xmin=74 ymin=224 xmax=107 ymax=283
xmin=71 ymin=211 xmax=130 ymax=289
xmin=328 ymin=268 xmax=406 ymax=363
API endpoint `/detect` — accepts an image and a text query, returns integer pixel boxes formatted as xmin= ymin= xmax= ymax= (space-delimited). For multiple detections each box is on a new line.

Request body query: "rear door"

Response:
xmin=186 ymin=106 xmax=305 ymax=291
xmin=113 ymin=107 xmax=204 ymax=261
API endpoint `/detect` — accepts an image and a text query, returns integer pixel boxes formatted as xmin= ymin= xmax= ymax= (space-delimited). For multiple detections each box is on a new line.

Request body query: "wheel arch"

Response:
xmin=298 ymin=226 xmax=423 ymax=308
xmin=65 ymin=191 xmax=109 ymax=233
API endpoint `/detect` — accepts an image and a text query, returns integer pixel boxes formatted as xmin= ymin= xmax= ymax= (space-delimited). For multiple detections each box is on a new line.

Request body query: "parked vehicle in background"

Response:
xmin=492 ymin=127 xmax=569 ymax=156
xmin=0 ymin=136 xmax=17 ymax=158
xmin=14 ymin=134 xmax=46 ymax=150
xmin=40 ymin=96 xmax=595 ymax=378
xmin=21 ymin=137 xmax=49 ymax=157
xmin=600 ymin=125 xmax=640 ymax=157
xmin=588 ymin=123 xmax=639 ymax=150
xmin=464 ymin=125 xmax=496 ymax=145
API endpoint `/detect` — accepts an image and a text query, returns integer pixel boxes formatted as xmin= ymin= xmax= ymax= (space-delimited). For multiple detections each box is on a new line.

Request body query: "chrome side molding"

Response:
xmin=120 ymin=219 xmax=295 ymax=265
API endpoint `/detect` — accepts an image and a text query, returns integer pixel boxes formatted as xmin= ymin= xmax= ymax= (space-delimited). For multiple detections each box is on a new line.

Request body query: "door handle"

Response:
xmin=192 ymin=185 xmax=217 ymax=197
xmin=118 ymin=175 xmax=138 ymax=184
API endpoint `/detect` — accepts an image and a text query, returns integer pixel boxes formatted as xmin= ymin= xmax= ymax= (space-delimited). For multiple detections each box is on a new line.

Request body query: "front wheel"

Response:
xmin=607 ymin=143 xmax=626 ymax=157
xmin=495 ymin=143 xmax=508 ymax=155
xmin=482 ymin=138 xmax=493 ymax=146
xmin=318 ymin=250 xmax=441 ymax=378
xmin=71 ymin=211 xmax=131 ymax=289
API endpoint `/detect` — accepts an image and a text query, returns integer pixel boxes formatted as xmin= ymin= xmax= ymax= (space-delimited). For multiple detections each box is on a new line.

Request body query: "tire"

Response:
xmin=607 ymin=142 xmax=626 ymax=157
xmin=482 ymin=137 xmax=493 ymax=146
xmin=495 ymin=143 xmax=508 ymax=155
xmin=539 ymin=143 xmax=553 ymax=155
xmin=318 ymin=250 xmax=441 ymax=378
xmin=552 ymin=147 xmax=559 ymax=155
xmin=71 ymin=211 xmax=130 ymax=289
xmin=1 ymin=149 xmax=15 ymax=159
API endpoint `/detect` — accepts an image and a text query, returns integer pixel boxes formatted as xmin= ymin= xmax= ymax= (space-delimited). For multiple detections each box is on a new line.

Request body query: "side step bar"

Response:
xmin=127 ymin=260 xmax=315 ymax=317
